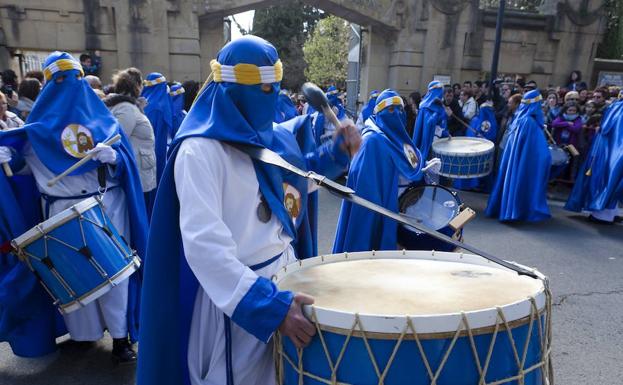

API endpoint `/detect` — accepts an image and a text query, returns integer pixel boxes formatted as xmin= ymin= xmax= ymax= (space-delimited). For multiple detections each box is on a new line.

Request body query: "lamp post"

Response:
xmin=489 ymin=0 xmax=506 ymax=99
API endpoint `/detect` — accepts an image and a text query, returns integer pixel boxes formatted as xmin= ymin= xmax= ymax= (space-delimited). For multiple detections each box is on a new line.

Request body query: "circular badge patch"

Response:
xmin=480 ymin=120 xmax=491 ymax=133
xmin=283 ymin=183 xmax=302 ymax=223
xmin=61 ymin=124 xmax=95 ymax=158
xmin=403 ymin=143 xmax=419 ymax=169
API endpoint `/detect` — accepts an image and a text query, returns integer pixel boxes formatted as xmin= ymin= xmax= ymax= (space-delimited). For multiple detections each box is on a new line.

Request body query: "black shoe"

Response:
xmin=614 ymin=216 xmax=623 ymax=223
xmin=112 ymin=337 xmax=137 ymax=365
xmin=587 ymin=215 xmax=614 ymax=225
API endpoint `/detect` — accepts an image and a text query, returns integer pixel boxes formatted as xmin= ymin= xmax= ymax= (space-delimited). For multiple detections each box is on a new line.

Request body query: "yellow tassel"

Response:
xmin=585 ymin=168 xmax=592 ymax=177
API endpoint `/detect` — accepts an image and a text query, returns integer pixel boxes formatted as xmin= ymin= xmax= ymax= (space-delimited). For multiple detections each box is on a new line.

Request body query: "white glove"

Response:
xmin=89 ymin=143 xmax=118 ymax=165
xmin=422 ymin=158 xmax=442 ymax=175
xmin=0 ymin=146 xmax=12 ymax=164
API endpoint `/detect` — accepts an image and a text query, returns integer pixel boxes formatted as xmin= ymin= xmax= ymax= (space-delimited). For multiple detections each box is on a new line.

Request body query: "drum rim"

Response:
xmin=59 ymin=256 xmax=140 ymax=314
xmin=12 ymin=196 xmax=101 ymax=249
xmin=273 ymin=250 xmax=547 ymax=334
xmin=432 ymin=137 xmax=495 ymax=156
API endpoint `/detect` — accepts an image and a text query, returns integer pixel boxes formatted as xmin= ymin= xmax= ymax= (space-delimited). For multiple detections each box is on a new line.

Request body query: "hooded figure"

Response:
xmin=0 ymin=52 xmax=147 ymax=361
xmin=485 ymin=89 xmax=551 ymax=222
xmin=141 ymin=72 xmax=173 ymax=183
xmin=137 ymin=36 xmax=352 ymax=385
xmin=169 ymin=82 xmax=187 ymax=137
xmin=454 ymin=102 xmax=499 ymax=192
xmin=274 ymin=90 xmax=298 ymax=123
xmin=333 ymin=89 xmax=423 ymax=253
xmin=565 ymin=97 xmax=623 ymax=223
xmin=357 ymin=90 xmax=380 ymax=129
xmin=312 ymin=85 xmax=347 ymax=146
xmin=412 ymin=80 xmax=448 ymax=161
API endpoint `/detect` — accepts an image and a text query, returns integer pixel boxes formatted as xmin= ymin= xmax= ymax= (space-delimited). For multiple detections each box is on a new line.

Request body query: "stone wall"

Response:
xmin=0 ymin=0 xmax=608 ymax=97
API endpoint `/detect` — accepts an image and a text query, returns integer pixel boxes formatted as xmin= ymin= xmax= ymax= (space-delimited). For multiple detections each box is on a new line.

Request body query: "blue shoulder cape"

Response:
xmin=274 ymin=93 xmax=299 ymax=123
xmin=485 ymin=111 xmax=551 ymax=222
xmin=566 ymin=100 xmax=623 ymax=212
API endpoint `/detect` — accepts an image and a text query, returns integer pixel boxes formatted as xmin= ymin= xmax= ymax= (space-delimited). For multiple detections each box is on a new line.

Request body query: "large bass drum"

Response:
xmin=275 ymin=251 xmax=553 ymax=385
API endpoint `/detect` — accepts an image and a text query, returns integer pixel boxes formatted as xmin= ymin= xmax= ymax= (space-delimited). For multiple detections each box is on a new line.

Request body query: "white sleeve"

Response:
xmin=175 ymin=140 xmax=258 ymax=317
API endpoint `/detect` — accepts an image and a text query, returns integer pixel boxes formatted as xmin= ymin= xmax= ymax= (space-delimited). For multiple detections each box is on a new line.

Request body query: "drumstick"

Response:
xmin=232 ymin=142 xmax=539 ymax=279
xmin=0 ymin=126 xmax=13 ymax=177
xmin=301 ymin=82 xmax=359 ymax=157
xmin=449 ymin=111 xmax=480 ymax=137
xmin=47 ymin=134 xmax=121 ymax=187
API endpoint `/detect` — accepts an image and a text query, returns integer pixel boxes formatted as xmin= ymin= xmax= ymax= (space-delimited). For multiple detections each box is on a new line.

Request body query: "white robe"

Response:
xmin=175 ymin=137 xmax=294 ymax=385
xmin=22 ymin=143 xmax=130 ymax=341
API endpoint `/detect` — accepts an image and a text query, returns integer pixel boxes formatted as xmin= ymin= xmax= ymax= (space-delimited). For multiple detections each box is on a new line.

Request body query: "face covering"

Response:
xmin=563 ymin=113 xmax=578 ymax=121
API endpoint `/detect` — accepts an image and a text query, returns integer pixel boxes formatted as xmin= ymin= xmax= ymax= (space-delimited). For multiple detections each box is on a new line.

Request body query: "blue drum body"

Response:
xmin=275 ymin=251 xmax=552 ymax=385
xmin=12 ymin=197 xmax=140 ymax=314
xmin=548 ymin=145 xmax=570 ymax=181
xmin=398 ymin=184 xmax=461 ymax=252
xmin=432 ymin=138 xmax=495 ymax=179
xmin=280 ymin=318 xmax=545 ymax=385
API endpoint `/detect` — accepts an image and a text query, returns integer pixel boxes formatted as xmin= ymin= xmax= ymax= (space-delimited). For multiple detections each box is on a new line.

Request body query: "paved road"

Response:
xmin=1 ymin=189 xmax=622 ymax=384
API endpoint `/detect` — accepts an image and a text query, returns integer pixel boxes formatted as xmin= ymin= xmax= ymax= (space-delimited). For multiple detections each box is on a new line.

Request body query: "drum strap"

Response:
xmin=40 ymin=186 xmax=120 ymax=219
xmin=224 ymin=251 xmax=284 ymax=385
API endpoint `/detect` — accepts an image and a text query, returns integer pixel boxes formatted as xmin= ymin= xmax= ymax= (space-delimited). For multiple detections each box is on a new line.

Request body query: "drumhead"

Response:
xmin=12 ymin=196 xmax=101 ymax=248
xmin=432 ymin=137 xmax=494 ymax=156
xmin=549 ymin=145 xmax=570 ymax=166
xmin=275 ymin=251 xmax=546 ymax=334
xmin=399 ymin=185 xmax=460 ymax=230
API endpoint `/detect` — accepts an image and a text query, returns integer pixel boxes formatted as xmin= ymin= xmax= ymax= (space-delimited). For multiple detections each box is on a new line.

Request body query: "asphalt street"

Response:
xmin=1 ymin=188 xmax=622 ymax=385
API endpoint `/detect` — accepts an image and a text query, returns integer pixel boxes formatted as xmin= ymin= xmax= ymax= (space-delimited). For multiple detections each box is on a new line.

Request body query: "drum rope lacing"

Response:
xmin=275 ymin=282 xmax=553 ymax=385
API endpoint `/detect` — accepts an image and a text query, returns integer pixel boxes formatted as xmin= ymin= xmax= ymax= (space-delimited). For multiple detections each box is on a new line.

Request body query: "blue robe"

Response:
xmin=334 ymin=89 xmax=422 ymax=253
xmin=566 ymin=99 xmax=623 ymax=213
xmin=142 ymin=73 xmax=173 ymax=183
xmin=412 ymin=82 xmax=447 ymax=161
xmin=170 ymin=84 xmax=187 ymax=137
xmin=485 ymin=92 xmax=551 ymax=222
xmin=454 ymin=105 xmax=498 ymax=192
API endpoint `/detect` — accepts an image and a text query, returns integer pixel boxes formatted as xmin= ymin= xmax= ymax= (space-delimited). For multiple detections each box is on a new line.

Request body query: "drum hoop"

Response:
xmin=313 ymin=308 xmax=546 ymax=340
xmin=432 ymin=137 xmax=495 ymax=157
xmin=273 ymin=251 xmax=547 ymax=334
xmin=59 ymin=256 xmax=141 ymax=314
xmin=12 ymin=196 xmax=102 ymax=249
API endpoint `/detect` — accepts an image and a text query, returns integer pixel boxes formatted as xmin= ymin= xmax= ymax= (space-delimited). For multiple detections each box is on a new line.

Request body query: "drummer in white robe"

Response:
xmin=0 ymin=51 xmax=147 ymax=363
xmin=137 ymin=36 xmax=365 ymax=385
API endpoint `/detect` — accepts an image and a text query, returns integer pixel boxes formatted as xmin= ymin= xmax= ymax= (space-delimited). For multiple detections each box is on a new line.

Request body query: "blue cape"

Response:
xmin=274 ymin=92 xmax=298 ymax=123
xmin=485 ymin=90 xmax=551 ymax=222
xmin=413 ymin=81 xmax=447 ymax=160
xmin=169 ymin=83 xmax=187 ymax=137
xmin=334 ymin=89 xmax=422 ymax=253
xmin=0 ymin=52 xmax=148 ymax=343
xmin=361 ymin=90 xmax=379 ymax=123
xmin=313 ymin=85 xmax=347 ymax=145
xmin=566 ymin=99 xmax=623 ymax=212
xmin=142 ymin=73 xmax=173 ymax=182
xmin=138 ymin=36 xmax=315 ymax=385
xmin=454 ymin=104 xmax=499 ymax=191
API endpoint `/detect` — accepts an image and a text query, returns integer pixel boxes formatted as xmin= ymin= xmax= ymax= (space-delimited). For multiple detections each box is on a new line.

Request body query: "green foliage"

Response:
xmin=597 ymin=0 xmax=623 ymax=59
xmin=303 ymin=15 xmax=350 ymax=88
xmin=252 ymin=2 xmax=324 ymax=90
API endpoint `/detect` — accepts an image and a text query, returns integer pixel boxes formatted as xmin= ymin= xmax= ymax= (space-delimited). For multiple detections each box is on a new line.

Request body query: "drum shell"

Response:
xmin=432 ymin=138 xmax=495 ymax=179
xmin=280 ymin=316 xmax=545 ymax=385
xmin=12 ymin=197 xmax=139 ymax=313
xmin=397 ymin=184 xmax=461 ymax=252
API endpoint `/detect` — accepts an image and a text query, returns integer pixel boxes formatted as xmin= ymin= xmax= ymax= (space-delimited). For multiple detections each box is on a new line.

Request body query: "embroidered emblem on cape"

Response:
xmin=403 ymin=143 xmax=419 ymax=169
xmin=61 ymin=124 xmax=95 ymax=158
xmin=480 ymin=120 xmax=491 ymax=133
xmin=283 ymin=183 xmax=302 ymax=223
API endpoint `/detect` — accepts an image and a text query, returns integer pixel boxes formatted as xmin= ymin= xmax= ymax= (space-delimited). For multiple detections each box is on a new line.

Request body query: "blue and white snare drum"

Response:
xmin=548 ymin=145 xmax=570 ymax=181
xmin=432 ymin=137 xmax=495 ymax=179
xmin=398 ymin=184 xmax=463 ymax=252
xmin=11 ymin=196 xmax=140 ymax=314
xmin=275 ymin=251 xmax=552 ymax=385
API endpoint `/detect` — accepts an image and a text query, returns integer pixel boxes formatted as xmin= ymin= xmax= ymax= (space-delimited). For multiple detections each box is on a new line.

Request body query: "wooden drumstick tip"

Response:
xmin=2 ymin=162 xmax=12 ymax=177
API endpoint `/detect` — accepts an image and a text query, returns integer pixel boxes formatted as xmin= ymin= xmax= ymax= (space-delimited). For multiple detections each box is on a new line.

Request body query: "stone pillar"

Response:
xmin=199 ymin=15 xmax=227 ymax=80
xmin=359 ymin=26 xmax=390 ymax=99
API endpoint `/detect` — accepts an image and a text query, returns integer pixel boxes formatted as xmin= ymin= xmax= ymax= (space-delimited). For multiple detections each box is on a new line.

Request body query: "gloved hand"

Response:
xmin=0 ymin=146 xmax=12 ymax=163
xmin=89 ymin=143 xmax=118 ymax=165
xmin=422 ymin=158 xmax=442 ymax=175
